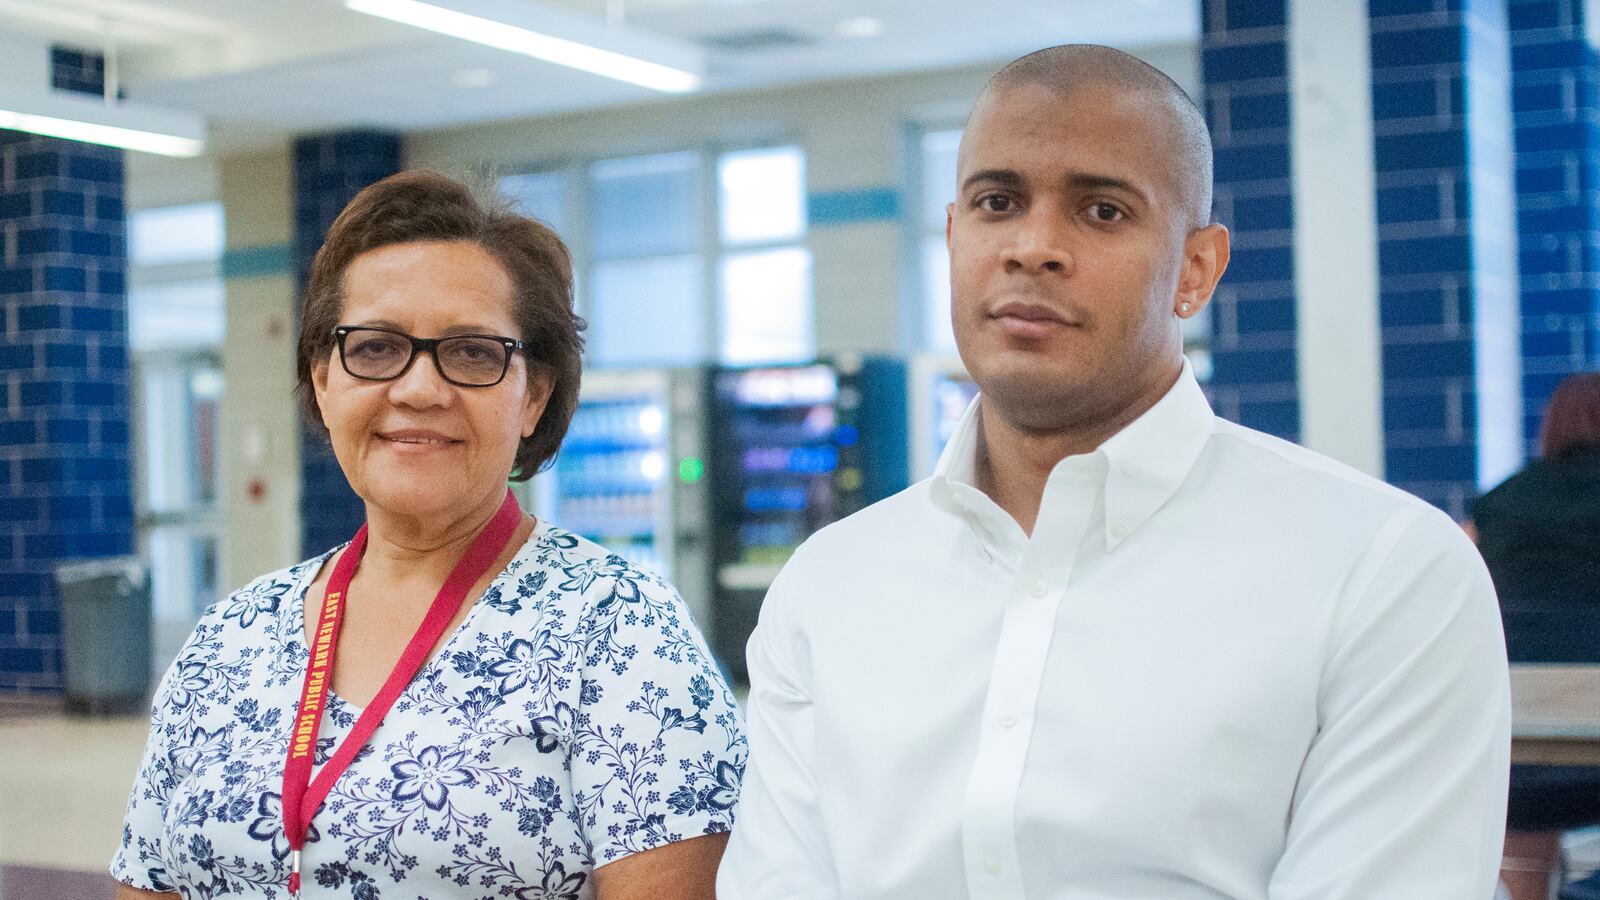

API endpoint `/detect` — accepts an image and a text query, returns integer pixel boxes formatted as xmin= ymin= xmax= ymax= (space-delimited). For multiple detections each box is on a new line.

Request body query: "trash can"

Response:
xmin=54 ymin=557 xmax=150 ymax=715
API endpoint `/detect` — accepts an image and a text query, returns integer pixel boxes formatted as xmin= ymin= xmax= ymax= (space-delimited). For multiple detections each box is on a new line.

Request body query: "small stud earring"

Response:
xmin=1178 ymin=301 xmax=1192 ymax=315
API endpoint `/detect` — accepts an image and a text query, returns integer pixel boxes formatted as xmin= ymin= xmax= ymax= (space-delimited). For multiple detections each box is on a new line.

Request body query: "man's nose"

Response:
xmin=1004 ymin=209 xmax=1073 ymax=275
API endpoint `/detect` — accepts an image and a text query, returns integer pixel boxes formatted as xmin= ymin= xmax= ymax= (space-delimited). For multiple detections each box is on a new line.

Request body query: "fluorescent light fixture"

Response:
xmin=346 ymin=0 xmax=704 ymax=94
xmin=836 ymin=16 xmax=885 ymax=39
xmin=0 ymin=87 xmax=204 ymax=157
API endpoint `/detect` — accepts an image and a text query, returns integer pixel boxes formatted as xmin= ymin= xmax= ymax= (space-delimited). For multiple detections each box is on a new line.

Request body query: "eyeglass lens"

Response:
xmin=342 ymin=330 xmax=508 ymax=386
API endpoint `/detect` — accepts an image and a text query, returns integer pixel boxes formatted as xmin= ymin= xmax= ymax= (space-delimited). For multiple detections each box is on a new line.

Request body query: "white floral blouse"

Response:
xmin=111 ymin=521 xmax=746 ymax=899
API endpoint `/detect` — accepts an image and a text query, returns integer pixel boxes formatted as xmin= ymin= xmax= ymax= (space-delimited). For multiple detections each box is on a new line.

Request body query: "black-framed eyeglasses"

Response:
xmin=332 ymin=325 xmax=525 ymax=388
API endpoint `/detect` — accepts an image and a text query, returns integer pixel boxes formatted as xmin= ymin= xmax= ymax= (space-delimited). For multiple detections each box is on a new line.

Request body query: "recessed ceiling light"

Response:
xmin=835 ymin=16 xmax=884 ymax=39
xmin=452 ymin=67 xmax=496 ymax=88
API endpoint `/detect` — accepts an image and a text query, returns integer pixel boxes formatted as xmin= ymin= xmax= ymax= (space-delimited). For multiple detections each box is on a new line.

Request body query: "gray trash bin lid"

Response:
xmin=55 ymin=556 xmax=144 ymax=591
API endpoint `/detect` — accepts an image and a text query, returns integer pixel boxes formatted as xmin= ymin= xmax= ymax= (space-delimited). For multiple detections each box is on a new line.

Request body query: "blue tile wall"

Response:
xmin=1201 ymin=0 xmax=1301 ymax=441
xmin=0 ymin=131 xmax=132 ymax=695
xmin=1369 ymin=0 xmax=1521 ymax=519
xmin=293 ymin=131 xmax=401 ymax=557
xmin=1509 ymin=0 xmax=1600 ymax=449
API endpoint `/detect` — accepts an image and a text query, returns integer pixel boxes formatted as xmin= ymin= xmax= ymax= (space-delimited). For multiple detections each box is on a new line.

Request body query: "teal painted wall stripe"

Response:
xmin=222 ymin=244 xmax=293 ymax=279
xmin=808 ymin=188 xmax=902 ymax=226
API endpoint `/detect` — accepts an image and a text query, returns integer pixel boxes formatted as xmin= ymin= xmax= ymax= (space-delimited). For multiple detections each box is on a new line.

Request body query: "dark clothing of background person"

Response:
xmin=1473 ymin=448 xmax=1600 ymax=833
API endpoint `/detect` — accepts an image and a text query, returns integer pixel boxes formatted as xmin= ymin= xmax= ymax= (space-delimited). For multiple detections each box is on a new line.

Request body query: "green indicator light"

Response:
xmin=678 ymin=456 xmax=705 ymax=484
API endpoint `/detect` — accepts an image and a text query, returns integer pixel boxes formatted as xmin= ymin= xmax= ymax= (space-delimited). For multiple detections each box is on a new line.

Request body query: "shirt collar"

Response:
xmin=929 ymin=358 xmax=1215 ymax=551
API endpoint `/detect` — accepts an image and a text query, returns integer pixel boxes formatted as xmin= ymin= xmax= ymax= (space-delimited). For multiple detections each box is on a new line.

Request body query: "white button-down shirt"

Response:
xmin=719 ymin=363 xmax=1510 ymax=900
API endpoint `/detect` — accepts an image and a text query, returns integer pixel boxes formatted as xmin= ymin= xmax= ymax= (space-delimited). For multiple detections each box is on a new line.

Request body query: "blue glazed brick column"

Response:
xmin=1370 ymin=0 xmax=1524 ymax=518
xmin=294 ymin=131 xmax=400 ymax=557
xmin=0 ymin=132 xmax=132 ymax=695
xmin=1509 ymin=0 xmax=1600 ymax=447
xmin=1201 ymin=0 xmax=1302 ymax=441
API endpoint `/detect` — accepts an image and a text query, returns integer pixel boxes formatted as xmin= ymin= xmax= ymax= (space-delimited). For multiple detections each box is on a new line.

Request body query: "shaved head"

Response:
xmin=965 ymin=44 xmax=1214 ymax=229
xmin=945 ymin=41 xmax=1231 ymax=445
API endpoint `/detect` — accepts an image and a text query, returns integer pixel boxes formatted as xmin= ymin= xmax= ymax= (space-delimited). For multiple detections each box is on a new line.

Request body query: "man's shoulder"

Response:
xmin=1207 ymin=418 xmax=1437 ymax=521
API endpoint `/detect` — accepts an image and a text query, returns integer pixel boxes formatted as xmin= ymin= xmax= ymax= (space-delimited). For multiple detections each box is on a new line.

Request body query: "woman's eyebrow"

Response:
xmin=351 ymin=320 xmax=504 ymax=336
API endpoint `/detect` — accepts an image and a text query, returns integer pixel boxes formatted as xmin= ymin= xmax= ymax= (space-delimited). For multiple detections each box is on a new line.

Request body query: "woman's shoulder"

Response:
xmin=196 ymin=548 xmax=338 ymax=636
xmin=495 ymin=522 xmax=711 ymax=656
xmin=494 ymin=522 xmax=679 ymax=612
xmin=1477 ymin=455 xmax=1600 ymax=516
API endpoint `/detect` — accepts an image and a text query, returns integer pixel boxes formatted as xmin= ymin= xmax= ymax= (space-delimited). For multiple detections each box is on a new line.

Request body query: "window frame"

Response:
xmin=126 ymin=201 xmax=227 ymax=647
xmin=903 ymin=121 xmax=966 ymax=354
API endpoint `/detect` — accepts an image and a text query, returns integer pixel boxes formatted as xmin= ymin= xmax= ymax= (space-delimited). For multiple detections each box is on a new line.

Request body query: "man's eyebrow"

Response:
xmin=1066 ymin=172 xmax=1149 ymax=203
xmin=960 ymin=168 xmax=1024 ymax=193
xmin=960 ymin=168 xmax=1153 ymax=205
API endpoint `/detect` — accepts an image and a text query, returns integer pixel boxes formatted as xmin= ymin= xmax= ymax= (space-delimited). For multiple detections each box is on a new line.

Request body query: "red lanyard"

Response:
xmin=281 ymin=489 xmax=522 ymax=896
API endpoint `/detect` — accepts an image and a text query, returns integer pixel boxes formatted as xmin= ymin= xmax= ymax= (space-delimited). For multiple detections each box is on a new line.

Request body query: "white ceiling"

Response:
xmin=0 ymin=0 xmax=1200 ymax=153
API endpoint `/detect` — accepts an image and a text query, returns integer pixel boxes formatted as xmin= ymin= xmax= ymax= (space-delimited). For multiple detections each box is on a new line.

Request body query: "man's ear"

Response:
xmin=1174 ymin=223 xmax=1230 ymax=319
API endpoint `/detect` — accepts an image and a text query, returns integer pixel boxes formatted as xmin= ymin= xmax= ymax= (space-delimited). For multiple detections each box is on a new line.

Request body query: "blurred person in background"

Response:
xmin=111 ymin=171 xmax=743 ymax=900
xmin=719 ymin=44 xmax=1510 ymax=899
xmin=1471 ymin=372 xmax=1600 ymax=900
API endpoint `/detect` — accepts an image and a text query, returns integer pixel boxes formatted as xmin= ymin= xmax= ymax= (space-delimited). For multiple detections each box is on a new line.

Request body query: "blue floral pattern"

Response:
xmin=112 ymin=522 xmax=745 ymax=898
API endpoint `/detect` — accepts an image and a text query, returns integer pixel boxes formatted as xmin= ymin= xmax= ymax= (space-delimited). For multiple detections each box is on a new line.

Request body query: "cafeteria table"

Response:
xmin=1512 ymin=665 xmax=1600 ymax=766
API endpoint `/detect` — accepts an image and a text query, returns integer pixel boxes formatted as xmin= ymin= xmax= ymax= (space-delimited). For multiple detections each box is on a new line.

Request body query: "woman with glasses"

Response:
xmin=112 ymin=171 xmax=744 ymax=900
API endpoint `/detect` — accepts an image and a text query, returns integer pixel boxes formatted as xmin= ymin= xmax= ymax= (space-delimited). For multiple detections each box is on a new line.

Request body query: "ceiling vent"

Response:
xmin=697 ymin=28 xmax=814 ymax=52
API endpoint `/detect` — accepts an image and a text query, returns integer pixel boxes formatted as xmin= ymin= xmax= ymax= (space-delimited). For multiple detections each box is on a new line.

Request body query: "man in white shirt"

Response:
xmin=717 ymin=44 xmax=1510 ymax=899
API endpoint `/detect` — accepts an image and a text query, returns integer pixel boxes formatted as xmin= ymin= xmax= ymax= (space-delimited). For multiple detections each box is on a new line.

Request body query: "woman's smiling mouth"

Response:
xmin=376 ymin=429 xmax=463 ymax=447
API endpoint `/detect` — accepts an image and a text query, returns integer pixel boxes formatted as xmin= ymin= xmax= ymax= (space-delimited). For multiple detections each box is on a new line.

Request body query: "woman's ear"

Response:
xmin=522 ymin=372 xmax=554 ymax=439
xmin=311 ymin=360 xmax=331 ymax=420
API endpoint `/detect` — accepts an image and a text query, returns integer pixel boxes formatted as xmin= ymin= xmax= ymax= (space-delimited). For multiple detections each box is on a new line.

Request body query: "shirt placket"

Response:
xmin=959 ymin=469 xmax=1097 ymax=899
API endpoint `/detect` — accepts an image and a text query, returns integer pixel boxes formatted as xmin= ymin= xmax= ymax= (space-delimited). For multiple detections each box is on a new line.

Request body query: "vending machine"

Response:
xmin=908 ymin=354 xmax=980 ymax=480
xmin=525 ymin=368 xmax=715 ymax=627
xmin=708 ymin=356 xmax=908 ymax=680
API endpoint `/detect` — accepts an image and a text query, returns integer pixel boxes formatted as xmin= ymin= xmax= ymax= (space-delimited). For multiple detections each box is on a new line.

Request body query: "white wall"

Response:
xmin=215 ymin=145 xmax=303 ymax=591
xmin=1287 ymin=0 xmax=1385 ymax=477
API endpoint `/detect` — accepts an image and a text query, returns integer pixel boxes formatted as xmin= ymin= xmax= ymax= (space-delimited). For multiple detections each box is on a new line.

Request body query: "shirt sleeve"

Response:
xmin=569 ymin=564 xmax=747 ymax=867
xmin=716 ymin=562 xmax=840 ymax=900
xmin=110 ymin=622 xmax=207 ymax=892
xmin=1268 ymin=505 xmax=1511 ymax=899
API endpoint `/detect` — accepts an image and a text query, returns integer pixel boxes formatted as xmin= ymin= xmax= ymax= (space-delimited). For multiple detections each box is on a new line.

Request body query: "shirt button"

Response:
xmin=1111 ymin=523 xmax=1128 ymax=541
xmin=1029 ymin=579 xmax=1047 ymax=597
xmin=982 ymin=853 xmax=1001 ymax=875
xmin=998 ymin=711 xmax=1018 ymax=728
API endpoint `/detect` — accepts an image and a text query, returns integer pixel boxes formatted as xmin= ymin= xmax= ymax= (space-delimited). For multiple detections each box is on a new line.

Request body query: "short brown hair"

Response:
xmin=295 ymin=170 xmax=585 ymax=480
xmin=1540 ymin=372 xmax=1600 ymax=460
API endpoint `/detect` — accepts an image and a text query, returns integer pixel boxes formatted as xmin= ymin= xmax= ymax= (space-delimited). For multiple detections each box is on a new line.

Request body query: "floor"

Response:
xmin=1 ymin=700 xmax=1597 ymax=900
xmin=0 ymin=703 xmax=142 ymax=899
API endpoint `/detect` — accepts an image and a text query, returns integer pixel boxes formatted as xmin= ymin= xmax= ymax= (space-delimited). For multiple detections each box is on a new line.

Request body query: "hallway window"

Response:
xmin=915 ymin=128 xmax=961 ymax=352
xmin=500 ymin=144 xmax=812 ymax=369
xmin=717 ymin=146 xmax=811 ymax=364
xmin=129 ymin=202 xmax=224 ymax=661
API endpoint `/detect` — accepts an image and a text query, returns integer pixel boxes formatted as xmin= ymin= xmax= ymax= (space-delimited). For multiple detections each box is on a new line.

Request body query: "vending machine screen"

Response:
xmin=548 ymin=396 xmax=670 ymax=574
xmin=713 ymin=365 xmax=841 ymax=568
